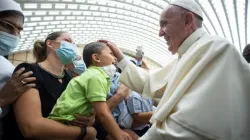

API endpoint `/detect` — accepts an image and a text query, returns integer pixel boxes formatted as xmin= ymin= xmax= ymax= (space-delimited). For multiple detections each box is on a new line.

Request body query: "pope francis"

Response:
xmin=106 ymin=0 xmax=250 ymax=139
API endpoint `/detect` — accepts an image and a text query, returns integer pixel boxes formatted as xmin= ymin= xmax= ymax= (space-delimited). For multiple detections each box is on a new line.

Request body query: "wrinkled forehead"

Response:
xmin=160 ymin=5 xmax=181 ymax=20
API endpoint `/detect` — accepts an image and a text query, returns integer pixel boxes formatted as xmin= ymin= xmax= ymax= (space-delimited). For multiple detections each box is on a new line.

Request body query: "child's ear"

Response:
xmin=92 ymin=54 xmax=101 ymax=63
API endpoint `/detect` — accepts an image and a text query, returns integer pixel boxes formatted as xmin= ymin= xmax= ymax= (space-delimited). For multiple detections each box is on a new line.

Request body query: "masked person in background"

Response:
xmin=66 ymin=55 xmax=87 ymax=78
xmin=0 ymin=0 xmax=37 ymax=138
xmin=105 ymin=0 xmax=250 ymax=139
xmin=3 ymin=31 xmax=96 ymax=140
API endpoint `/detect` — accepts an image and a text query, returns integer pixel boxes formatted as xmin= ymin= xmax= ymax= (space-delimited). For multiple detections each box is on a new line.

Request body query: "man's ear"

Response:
xmin=92 ymin=54 xmax=101 ymax=63
xmin=184 ymin=12 xmax=194 ymax=28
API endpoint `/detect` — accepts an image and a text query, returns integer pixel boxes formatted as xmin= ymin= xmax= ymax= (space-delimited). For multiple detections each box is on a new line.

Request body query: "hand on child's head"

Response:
xmin=98 ymin=40 xmax=124 ymax=62
xmin=97 ymin=39 xmax=108 ymax=43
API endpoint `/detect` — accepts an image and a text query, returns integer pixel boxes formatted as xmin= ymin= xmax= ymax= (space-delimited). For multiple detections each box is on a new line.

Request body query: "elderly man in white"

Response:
xmin=106 ymin=0 xmax=250 ymax=139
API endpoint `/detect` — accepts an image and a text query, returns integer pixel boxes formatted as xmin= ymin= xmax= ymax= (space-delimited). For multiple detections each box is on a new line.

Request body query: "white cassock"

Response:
xmin=117 ymin=28 xmax=250 ymax=140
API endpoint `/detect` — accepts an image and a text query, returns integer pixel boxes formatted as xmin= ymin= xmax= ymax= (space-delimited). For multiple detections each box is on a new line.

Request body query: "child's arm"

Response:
xmin=92 ymin=101 xmax=132 ymax=140
xmin=107 ymin=84 xmax=130 ymax=112
xmin=132 ymin=112 xmax=153 ymax=125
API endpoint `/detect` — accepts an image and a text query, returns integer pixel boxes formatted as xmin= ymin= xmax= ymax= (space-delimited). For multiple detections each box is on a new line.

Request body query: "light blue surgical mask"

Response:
xmin=72 ymin=59 xmax=86 ymax=75
xmin=56 ymin=41 xmax=77 ymax=64
xmin=0 ymin=31 xmax=20 ymax=56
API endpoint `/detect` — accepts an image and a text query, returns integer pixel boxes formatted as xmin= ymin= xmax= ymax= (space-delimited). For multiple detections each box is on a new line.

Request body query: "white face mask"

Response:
xmin=101 ymin=64 xmax=117 ymax=78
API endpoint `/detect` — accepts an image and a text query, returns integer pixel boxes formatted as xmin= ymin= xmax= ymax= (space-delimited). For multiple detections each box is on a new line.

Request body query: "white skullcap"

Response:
xmin=171 ymin=0 xmax=203 ymax=19
xmin=0 ymin=0 xmax=23 ymax=15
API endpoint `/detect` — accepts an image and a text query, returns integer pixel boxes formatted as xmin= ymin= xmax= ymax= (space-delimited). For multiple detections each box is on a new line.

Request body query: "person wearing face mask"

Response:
xmin=48 ymin=42 xmax=133 ymax=140
xmin=66 ymin=55 xmax=87 ymax=78
xmin=3 ymin=31 xmax=96 ymax=140
xmin=0 ymin=0 xmax=37 ymax=138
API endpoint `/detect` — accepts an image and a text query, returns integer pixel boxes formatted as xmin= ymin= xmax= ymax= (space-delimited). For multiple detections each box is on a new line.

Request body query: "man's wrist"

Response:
xmin=117 ymin=58 xmax=129 ymax=70
xmin=117 ymin=55 xmax=125 ymax=62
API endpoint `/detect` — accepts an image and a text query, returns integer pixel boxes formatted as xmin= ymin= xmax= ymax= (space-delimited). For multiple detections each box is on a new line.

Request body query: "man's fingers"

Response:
xmin=16 ymin=83 xmax=36 ymax=94
xmin=22 ymin=77 xmax=36 ymax=83
xmin=18 ymin=71 xmax=33 ymax=81
xmin=24 ymin=83 xmax=36 ymax=89
xmin=97 ymin=40 xmax=108 ymax=43
xmin=106 ymin=42 xmax=116 ymax=48
xmin=13 ymin=67 xmax=25 ymax=78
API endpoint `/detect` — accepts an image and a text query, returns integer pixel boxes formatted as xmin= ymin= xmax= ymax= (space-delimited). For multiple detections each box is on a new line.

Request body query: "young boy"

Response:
xmin=48 ymin=42 xmax=132 ymax=140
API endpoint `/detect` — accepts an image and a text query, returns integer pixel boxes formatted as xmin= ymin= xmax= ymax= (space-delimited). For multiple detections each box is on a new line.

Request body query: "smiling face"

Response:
xmin=159 ymin=6 xmax=189 ymax=55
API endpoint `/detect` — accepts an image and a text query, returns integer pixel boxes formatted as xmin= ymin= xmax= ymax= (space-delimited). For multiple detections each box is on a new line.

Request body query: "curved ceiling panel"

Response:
xmin=15 ymin=0 xmax=249 ymax=66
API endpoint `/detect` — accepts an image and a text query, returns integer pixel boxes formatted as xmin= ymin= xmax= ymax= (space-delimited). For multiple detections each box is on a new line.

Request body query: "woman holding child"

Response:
xmin=3 ymin=31 xmax=96 ymax=140
xmin=3 ymin=31 xmax=135 ymax=140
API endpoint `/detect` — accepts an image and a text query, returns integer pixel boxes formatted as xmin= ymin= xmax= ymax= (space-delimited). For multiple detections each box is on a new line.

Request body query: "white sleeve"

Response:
xmin=117 ymin=58 xmax=149 ymax=94
xmin=117 ymin=58 xmax=129 ymax=70
xmin=0 ymin=107 xmax=2 ymax=116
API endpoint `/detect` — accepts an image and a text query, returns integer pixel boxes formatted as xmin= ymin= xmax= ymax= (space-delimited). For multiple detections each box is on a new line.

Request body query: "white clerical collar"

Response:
xmin=177 ymin=28 xmax=207 ymax=56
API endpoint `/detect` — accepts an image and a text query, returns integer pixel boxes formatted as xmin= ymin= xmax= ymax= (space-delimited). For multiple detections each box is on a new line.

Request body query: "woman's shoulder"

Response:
xmin=14 ymin=62 xmax=38 ymax=73
xmin=14 ymin=63 xmax=44 ymax=83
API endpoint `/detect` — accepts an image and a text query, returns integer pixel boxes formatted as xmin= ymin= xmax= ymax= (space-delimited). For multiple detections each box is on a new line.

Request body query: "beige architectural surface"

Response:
xmin=8 ymin=51 xmax=35 ymax=67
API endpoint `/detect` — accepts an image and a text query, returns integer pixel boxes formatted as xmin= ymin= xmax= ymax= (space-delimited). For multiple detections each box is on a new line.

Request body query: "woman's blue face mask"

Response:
xmin=55 ymin=41 xmax=77 ymax=64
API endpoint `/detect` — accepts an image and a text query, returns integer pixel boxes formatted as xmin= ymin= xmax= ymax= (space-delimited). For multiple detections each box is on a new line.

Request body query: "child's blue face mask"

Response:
xmin=55 ymin=41 xmax=77 ymax=64
xmin=0 ymin=31 xmax=20 ymax=56
xmin=72 ymin=59 xmax=86 ymax=75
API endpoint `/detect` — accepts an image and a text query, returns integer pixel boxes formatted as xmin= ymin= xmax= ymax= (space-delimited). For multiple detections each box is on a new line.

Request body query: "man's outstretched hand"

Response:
xmin=97 ymin=40 xmax=124 ymax=62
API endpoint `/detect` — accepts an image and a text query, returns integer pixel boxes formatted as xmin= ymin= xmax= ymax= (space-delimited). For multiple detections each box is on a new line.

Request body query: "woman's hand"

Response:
xmin=71 ymin=114 xmax=95 ymax=127
xmin=0 ymin=67 xmax=36 ymax=106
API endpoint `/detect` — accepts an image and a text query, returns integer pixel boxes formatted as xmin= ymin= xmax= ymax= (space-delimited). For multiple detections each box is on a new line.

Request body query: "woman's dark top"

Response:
xmin=3 ymin=63 xmax=71 ymax=140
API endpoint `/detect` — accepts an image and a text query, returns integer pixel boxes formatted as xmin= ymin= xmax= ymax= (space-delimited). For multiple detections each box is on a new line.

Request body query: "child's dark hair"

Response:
xmin=83 ymin=42 xmax=106 ymax=68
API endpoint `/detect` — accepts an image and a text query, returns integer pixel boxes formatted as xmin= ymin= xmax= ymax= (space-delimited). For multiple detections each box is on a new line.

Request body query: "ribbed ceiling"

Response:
xmin=15 ymin=0 xmax=249 ymax=66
